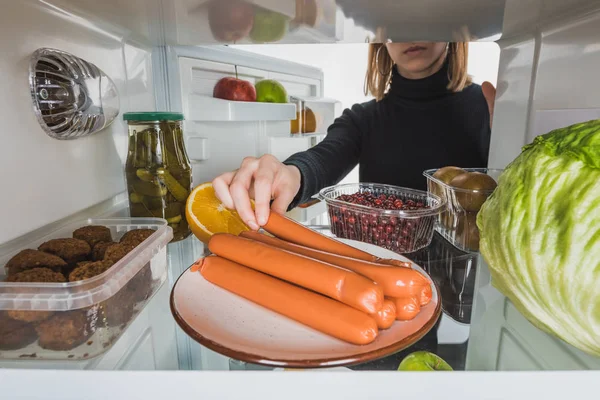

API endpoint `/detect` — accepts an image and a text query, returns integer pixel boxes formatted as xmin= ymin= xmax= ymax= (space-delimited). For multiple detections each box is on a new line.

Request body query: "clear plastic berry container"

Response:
xmin=423 ymin=168 xmax=503 ymax=252
xmin=0 ymin=218 xmax=172 ymax=361
xmin=318 ymin=183 xmax=445 ymax=254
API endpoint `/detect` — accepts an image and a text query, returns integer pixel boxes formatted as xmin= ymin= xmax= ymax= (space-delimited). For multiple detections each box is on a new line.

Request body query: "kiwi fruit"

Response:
xmin=431 ymin=166 xmax=466 ymax=199
xmin=450 ymin=172 xmax=497 ymax=211
xmin=456 ymin=212 xmax=480 ymax=251
xmin=433 ymin=166 xmax=466 ymax=183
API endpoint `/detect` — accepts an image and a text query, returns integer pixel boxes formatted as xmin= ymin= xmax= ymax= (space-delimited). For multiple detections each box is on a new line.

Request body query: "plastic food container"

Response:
xmin=423 ymin=168 xmax=503 ymax=252
xmin=408 ymin=232 xmax=479 ymax=324
xmin=318 ymin=183 xmax=445 ymax=254
xmin=0 ymin=218 xmax=172 ymax=361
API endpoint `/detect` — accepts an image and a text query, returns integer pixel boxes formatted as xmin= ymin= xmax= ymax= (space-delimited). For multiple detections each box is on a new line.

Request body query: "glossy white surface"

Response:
xmin=0 ymin=0 xmax=155 ymax=244
xmin=486 ymin=37 xmax=537 ymax=169
xmin=2 ymin=369 xmax=600 ymax=399
xmin=171 ymin=239 xmax=439 ymax=368
xmin=187 ymin=95 xmax=297 ymax=121
xmin=532 ymin=10 xmax=600 ymax=118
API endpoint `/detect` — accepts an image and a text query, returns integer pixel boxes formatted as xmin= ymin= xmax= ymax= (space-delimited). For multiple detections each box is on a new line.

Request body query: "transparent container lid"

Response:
xmin=0 ymin=218 xmax=173 ymax=312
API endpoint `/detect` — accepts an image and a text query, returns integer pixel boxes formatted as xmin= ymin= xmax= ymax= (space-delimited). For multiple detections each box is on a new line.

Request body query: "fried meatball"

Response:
xmin=73 ymin=225 xmax=112 ymax=248
xmin=5 ymin=268 xmax=66 ymax=322
xmin=75 ymin=260 xmax=93 ymax=268
xmin=92 ymin=241 xmax=115 ymax=261
xmin=0 ymin=311 xmax=38 ymax=350
xmin=103 ymin=242 xmax=137 ymax=264
xmin=68 ymin=260 xmax=114 ymax=282
xmin=5 ymin=249 xmax=67 ymax=276
xmin=38 ymin=238 xmax=91 ymax=265
xmin=103 ymin=288 xmax=137 ymax=327
xmin=5 ymin=267 xmax=67 ymax=283
xmin=35 ymin=311 xmax=93 ymax=351
xmin=119 ymin=229 xmax=155 ymax=246
xmin=127 ymin=265 xmax=154 ymax=303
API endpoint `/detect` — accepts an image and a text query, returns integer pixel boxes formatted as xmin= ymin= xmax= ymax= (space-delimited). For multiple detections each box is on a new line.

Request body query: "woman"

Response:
xmin=213 ymin=42 xmax=496 ymax=369
xmin=213 ymin=42 xmax=495 ymax=230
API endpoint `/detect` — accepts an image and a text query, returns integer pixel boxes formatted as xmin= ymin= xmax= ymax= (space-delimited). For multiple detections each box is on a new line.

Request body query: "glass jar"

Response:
xmin=123 ymin=112 xmax=192 ymax=242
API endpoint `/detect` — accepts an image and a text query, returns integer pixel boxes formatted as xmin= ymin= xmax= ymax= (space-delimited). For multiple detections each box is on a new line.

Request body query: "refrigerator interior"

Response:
xmin=0 ymin=0 xmax=599 ymax=382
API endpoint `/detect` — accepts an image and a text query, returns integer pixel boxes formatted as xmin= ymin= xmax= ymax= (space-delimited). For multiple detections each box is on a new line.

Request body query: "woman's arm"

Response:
xmin=283 ymin=103 xmax=368 ymax=208
xmin=212 ymin=102 xmax=369 ymax=230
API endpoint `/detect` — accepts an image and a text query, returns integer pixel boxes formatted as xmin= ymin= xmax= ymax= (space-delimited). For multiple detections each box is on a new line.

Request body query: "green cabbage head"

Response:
xmin=477 ymin=119 xmax=600 ymax=356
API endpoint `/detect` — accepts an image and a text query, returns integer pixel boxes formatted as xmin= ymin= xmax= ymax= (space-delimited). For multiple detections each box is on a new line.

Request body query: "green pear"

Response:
xmin=249 ymin=9 xmax=289 ymax=43
xmin=255 ymin=79 xmax=288 ymax=103
xmin=397 ymin=351 xmax=453 ymax=371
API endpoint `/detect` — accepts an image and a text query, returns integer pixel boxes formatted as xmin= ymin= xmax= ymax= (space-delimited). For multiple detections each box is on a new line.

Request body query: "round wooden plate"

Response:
xmin=170 ymin=239 xmax=441 ymax=369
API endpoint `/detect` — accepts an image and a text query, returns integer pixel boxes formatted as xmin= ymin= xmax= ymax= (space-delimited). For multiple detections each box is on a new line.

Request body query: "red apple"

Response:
xmin=213 ymin=77 xmax=257 ymax=102
xmin=208 ymin=0 xmax=255 ymax=42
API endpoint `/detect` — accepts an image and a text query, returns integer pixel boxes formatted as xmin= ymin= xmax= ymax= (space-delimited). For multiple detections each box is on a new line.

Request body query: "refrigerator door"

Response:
xmin=168 ymin=46 xmax=327 ymax=185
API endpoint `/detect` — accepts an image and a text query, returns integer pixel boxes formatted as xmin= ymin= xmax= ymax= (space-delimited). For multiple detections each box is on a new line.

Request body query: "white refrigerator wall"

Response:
xmin=0 ymin=0 xmax=181 ymax=371
xmin=0 ymin=0 xmax=155 ymax=245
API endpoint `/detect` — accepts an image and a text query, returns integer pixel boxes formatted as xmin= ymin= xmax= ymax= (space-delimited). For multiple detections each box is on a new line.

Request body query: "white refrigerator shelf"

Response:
xmin=187 ymin=95 xmax=297 ymax=122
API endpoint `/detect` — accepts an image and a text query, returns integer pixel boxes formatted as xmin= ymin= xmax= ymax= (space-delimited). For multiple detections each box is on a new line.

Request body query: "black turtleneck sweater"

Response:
xmin=284 ymin=61 xmax=491 ymax=207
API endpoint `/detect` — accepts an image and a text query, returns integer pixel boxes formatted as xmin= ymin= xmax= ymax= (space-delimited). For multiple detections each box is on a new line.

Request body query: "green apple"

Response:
xmin=249 ymin=9 xmax=289 ymax=43
xmin=255 ymin=79 xmax=288 ymax=103
xmin=397 ymin=351 xmax=453 ymax=371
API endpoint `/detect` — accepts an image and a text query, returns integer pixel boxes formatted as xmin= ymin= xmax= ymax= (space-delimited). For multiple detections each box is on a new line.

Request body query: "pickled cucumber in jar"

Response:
xmin=123 ymin=113 xmax=192 ymax=242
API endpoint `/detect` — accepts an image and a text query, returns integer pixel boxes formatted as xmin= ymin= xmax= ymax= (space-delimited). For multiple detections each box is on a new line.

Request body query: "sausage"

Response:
xmin=263 ymin=212 xmax=388 ymax=263
xmin=198 ymin=256 xmax=379 ymax=345
xmin=240 ymin=231 xmax=432 ymax=306
xmin=370 ymin=299 xmax=396 ymax=329
xmin=390 ymin=297 xmax=421 ymax=321
xmin=208 ymin=233 xmax=384 ymax=314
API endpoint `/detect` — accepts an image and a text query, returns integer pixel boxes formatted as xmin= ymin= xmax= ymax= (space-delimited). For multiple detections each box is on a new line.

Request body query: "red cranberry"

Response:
xmin=348 ymin=216 xmax=356 ymax=224
xmin=385 ymin=225 xmax=393 ymax=235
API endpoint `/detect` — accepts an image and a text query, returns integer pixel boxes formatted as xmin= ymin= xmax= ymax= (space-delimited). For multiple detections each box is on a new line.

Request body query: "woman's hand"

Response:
xmin=212 ymin=155 xmax=302 ymax=231
xmin=482 ymin=81 xmax=496 ymax=129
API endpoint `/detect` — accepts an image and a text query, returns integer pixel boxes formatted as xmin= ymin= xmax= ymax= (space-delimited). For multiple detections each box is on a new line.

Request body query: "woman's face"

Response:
xmin=385 ymin=42 xmax=448 ymax=79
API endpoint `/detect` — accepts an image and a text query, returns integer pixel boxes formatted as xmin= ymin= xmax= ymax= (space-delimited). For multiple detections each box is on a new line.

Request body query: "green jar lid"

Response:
xmin=123 ymin=112 xmax=184 ymax=121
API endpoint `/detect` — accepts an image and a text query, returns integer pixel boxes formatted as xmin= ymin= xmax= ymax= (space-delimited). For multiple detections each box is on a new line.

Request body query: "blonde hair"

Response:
xmin=364 ymin=42 xmax=472 ymax=101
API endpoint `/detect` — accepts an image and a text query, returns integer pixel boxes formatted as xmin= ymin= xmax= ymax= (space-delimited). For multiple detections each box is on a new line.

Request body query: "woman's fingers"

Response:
xmin=253 ymin=166 xmax=276 ymax=227
xmin=211 ymin=156 xmax=302 ymax=229
xmin=229 ymin=158 xmax=261 ymax=230
xmin=482 ymin=81 xmax=496 ymax=129
xmin=212 ymin=171 xmax=236 ymax=209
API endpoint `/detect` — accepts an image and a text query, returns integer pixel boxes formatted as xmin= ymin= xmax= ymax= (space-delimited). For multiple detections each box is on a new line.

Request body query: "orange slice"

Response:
xmin=185 ymin=182 xmax=250 ymax=244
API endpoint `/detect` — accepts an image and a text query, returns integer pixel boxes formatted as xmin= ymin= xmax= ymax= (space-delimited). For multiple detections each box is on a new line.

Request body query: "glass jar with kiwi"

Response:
xmin=123 ymin=112 xmax=192 ymax=242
